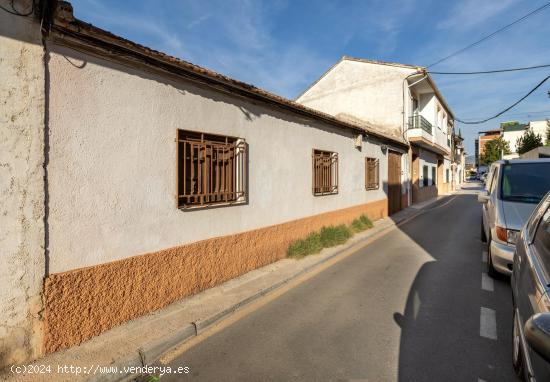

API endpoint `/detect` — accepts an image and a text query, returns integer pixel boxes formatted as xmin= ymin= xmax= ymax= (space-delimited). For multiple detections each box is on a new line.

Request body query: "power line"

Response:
xmin=465 ymin=110 xmax=550 ymax=119
xmin=427 ymin=2 xmax=550 ymax=68
xmin=455 ymin=74 xmax=550 ymax=124
xmin=429 ymin=63 xmax=550 ymax=75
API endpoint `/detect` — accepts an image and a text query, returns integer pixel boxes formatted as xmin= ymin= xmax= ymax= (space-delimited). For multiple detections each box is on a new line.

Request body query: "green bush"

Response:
xmin=287 ymin=215 xmax=373 ymax=259
xmin=351 ymin=214 xmax=373 ymax=232
xmin=287 ymin=232 xmax=322 ymax=259
xmin=351 ymin=219 xmax=366 ymax=232
xmin=319 ymin=225 xmax=352 ymax=248
xmin=359 ymin=214 xmax=373 ymax=227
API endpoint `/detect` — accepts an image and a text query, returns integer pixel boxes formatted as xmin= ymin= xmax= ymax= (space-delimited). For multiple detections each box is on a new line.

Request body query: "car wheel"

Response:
xmin=481 ymin=218 xmax=487 ymax=243
xmin=513 ymin=310 xmax=525 ymax=379
xmin=487 ymin=241 xmax=498 ymax=278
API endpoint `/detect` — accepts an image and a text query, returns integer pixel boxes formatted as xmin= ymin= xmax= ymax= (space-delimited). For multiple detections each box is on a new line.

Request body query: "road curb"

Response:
xmin=87 ymin=352 xmax=143 ymax=382
xmin=95 ymin=194 xmax=453 ymax=381
xmin=138 ymin=323 xmax=197 ymax=366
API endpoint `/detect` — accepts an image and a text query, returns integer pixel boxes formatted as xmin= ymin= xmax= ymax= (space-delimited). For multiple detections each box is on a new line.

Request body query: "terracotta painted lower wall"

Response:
xmin=401 ymin=191 xmax=409 ymax=210
xmin=412 ymin=185 xmax=438 ymax=204
xmin=43 ymin=198 xmax=387 ymax=353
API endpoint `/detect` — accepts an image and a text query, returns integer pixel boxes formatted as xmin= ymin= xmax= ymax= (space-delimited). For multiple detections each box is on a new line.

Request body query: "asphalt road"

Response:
xmin=155 ymin=186 xmax=518 ymax=382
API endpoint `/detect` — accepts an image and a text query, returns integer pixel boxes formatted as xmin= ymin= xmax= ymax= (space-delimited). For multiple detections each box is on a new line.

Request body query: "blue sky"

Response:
xmin=72 ymin=0 xmax=550 ymax=154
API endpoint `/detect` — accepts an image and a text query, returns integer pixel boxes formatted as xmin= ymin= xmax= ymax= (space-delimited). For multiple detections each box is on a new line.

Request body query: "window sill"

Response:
xmin=178 ymin=200 xmax=247 ymax=211
xmin=313 ymin=191 xmax=339 ymax=197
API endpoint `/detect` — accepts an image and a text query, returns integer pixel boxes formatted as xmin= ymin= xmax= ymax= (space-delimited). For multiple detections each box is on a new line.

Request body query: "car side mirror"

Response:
xmin=478 ymin=190 xmax=490 ymax=204
xmin=525 ymin=313 xmax=550 ymax=363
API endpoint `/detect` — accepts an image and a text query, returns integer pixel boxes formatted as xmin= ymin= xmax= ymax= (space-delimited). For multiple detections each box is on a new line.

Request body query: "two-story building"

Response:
xmin=296 ymin=57 xmax=455 ymax=207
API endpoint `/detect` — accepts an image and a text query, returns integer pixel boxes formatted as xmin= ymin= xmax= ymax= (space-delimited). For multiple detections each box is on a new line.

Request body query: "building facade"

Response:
xmin=0 ymin=0 xmax=46 ymax=367
xmin=529 ymin=120 xmax=549 ymax=141
xmin=501 ymin=120 xmax=549 ymax=156
xmin=480 ymin=120 xmax=549 ymax=162
xmin=501 ymin=121 xmax=528 ymax=156
xmin=296 ymin=57 xmax=456 ymax=207
xmin=0 ymin=0 xmax=417 ymax=365
xmin=452 ymin=132 xmax=465 ymax=189
xmin=477 ymin=129 xmax=501 ymax=165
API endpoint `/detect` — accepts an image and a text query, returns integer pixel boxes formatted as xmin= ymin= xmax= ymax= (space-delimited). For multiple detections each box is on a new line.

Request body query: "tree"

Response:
xmin=546 ymin=120 xmax=550 ymax=146
xmin=480 ymin=137 xmax=510 ymax=165
xmin=516 ymin=129 xmax=543 ymax=154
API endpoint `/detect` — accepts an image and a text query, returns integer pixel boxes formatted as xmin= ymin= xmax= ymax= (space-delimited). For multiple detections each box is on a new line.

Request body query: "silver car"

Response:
xmin=511 ymin=191 xmax=550 ymax=380
xmin=479 ymin=159 xmax=550 ymax=277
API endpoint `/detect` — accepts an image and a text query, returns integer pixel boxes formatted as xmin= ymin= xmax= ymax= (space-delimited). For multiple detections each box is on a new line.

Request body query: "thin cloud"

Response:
xmin=186 ymin=14 xmax=210 ymax=30
xmin=70 ymin=0 xmax=550 ymax=155
xmin=409 ymin=1 xmax=550 ymax=152
xmin=437 ymin=0 xmax=519 ymax=30
xmin=72 ymin=0 xmax=188 ymax=58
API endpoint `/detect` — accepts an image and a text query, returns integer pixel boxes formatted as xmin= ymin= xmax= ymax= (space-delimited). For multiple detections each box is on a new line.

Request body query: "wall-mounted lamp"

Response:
xmin=354 ymin=134 xmax=363 ymax=149
xmin=381 ymin=145 xmax=388 ymax=154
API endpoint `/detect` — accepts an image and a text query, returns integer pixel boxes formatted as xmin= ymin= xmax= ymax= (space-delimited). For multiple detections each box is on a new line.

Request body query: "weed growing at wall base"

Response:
xmin=351 ymin=214 xmax=373 ymax=232
xmin=287 ymin=215 xmax=373 ymax=259
xmin=319 ymin=225 xmax=352 ymax=247
xmin=286 ymin=232 xmax=323 ymax=259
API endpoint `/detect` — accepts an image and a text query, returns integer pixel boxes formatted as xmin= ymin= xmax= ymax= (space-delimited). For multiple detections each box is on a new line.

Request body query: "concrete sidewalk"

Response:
xmin=3 ymin=195 xmax=452 ymax=382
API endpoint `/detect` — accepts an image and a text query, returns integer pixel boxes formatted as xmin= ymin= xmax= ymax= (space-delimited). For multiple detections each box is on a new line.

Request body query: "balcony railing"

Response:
xmin=408 ymin=115 xmax=432 ymax=135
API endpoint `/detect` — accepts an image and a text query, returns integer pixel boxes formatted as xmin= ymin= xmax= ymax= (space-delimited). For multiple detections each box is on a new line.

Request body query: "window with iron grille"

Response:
xmin=177 ymin=130 xmax=247 ymax=209
xmin=312 ymin=149 xmax=338 ymax=196
xmin=365 ymin=157 xmax=379 ymax=190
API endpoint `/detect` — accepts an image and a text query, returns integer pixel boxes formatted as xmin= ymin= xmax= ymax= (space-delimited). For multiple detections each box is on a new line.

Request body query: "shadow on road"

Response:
xmin=390 ymin=191 xmax=518 ymax=382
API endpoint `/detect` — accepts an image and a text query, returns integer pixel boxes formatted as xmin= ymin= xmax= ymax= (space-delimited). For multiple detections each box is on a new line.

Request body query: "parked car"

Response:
xmin=479 ymin=159 xmax=550 ymax=277
xmin=511 ymin=191 xmax=550 ymax=380
xmin=480 ymin=172 xmax=488 ymax=184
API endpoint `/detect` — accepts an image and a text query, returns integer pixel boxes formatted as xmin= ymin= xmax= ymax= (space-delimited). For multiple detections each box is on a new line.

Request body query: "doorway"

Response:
xmin=388 ymin=150 xmax=402 ymax=215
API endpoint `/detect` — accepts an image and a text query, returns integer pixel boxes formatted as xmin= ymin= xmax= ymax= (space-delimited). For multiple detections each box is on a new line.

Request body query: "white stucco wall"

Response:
xmin=502 ymin=129 xmax=525 ymax=153
xmin=296 ymin=59 xmax=416 ymax=141
xmin=530 ymin=120 xmax=549 ymax=143
xmin=0 ymin=1 xmax=45 ymax=366
xmin=417 ymin=94 xmax=450 ymax=150
xmin=443 ymin=158 xmax=451 ymax=183
xmin=418 ymin=94 xmax=434 ymax=127
xmin=46 ymin=43 xmax=394 ymax=273
xmin=434 ymin=126 xmax=449 ymax=151
xmin=503 ymin=122 xmax=549 ymax=154
xmin=455 ymin=153 xmax=465 ymax=186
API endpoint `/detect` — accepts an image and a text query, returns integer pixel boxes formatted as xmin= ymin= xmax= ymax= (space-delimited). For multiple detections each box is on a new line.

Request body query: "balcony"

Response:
xmin=408 ymin=115 xmax=432 ymax=135
xmin=407 ymin=116 xmax=450 ymax=156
